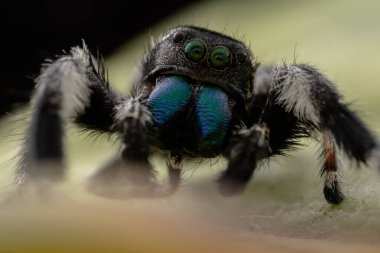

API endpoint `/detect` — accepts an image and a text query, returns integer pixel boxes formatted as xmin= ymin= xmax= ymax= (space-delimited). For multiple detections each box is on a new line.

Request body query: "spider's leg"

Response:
xmin=152 ymin=153 xmax=183 ymax=197
xmin=218 ymin=124 xmax=271 ymax=196
xmin=260 ymin=63 xmax=380 ymax=204
xmin=17 ymin=43 xmax=119 ymax=194
xmin=86 ymin=99 xmax=184 ymax=198
xmin=164 ymin=153 xmax=183 ymax=195
xmin=85 ymin=97 xmax=157 ymax=198
xmin=217 ymin=65 xmax=301 ymax=197
xmin=320 ymin=129 xmax=344 ymax=204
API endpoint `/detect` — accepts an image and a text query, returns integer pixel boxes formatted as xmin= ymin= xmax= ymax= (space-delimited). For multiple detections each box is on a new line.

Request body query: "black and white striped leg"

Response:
xmin=115 ymin=99 xmax=154 ymax=187
xmin=18 ymin=45 xmax=95 ymax=186
xmin=218 ymin=124 xmax=271 ymax=196
xmin=320 ymin=129 xmax=344 ymax=204
xmin=14 ymin=43 xmax=120 ymax=200
xmin=267 ymin=63 xmax=380 ymax=203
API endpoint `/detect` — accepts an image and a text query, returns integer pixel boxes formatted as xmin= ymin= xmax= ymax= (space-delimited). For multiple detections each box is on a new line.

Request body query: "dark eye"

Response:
xmin=236 ymin=51 xmax=248 ymax=64
xmin=209 ymin=46 xmax=231 ymax=69
xmin=173 ymin=32 xmax=185 ymax=43
xmin=184 ymin=39 xmax=206 ymax=62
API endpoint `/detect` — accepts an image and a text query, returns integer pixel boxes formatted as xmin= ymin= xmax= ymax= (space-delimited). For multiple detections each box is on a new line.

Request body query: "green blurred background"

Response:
xmin=1 ymin=0 xmax=380 ymax=249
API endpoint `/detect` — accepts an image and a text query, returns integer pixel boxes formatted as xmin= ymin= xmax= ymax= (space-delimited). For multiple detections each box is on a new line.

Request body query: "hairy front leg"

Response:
xmin=86 ymin=98 xmax=185 ymax=198
xmin=218 ymin=124 xmax=271 ymax=196
xmin=85 ymin=98 xmax=157 ymax=198
xmin=11 ymin=43 xmax=120 ymax=201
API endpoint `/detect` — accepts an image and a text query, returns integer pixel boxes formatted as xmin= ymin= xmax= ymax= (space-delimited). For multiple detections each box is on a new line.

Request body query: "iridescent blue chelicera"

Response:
xmin=146 ymin=76 xmax=192 ymax=126
xmin=195 ymin=86 xmax=231 ymax=148
xmin=147 ymin=75 xmax=231 ymax=151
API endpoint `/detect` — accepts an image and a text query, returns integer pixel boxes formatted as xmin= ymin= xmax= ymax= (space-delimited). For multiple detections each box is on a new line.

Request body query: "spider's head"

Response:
xmin=139 ymin=25 xmax=257 ymax=107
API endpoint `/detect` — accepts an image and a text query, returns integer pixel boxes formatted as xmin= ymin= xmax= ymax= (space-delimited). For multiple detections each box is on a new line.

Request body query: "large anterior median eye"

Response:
xmin=209 ymin=46 xmax=231 ymax=69
xmin=184 ymin=39 xmax=206 ymax=62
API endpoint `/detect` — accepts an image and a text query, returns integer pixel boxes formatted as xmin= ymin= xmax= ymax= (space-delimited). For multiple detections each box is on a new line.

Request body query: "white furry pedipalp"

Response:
xmin=114 ymin=99 xmax=152 ymax=126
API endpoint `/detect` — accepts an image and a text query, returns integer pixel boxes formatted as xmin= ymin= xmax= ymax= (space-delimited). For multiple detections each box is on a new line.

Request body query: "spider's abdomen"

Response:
xmin=146 ymin=75 xmax=232 ymax=157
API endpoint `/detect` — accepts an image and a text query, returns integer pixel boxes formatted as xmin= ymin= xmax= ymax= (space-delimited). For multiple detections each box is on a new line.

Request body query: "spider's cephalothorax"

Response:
xmin=15 ymin=25 xmax=380 ymax=203
xmin=134 ymin=26 xmax=256 ymax=158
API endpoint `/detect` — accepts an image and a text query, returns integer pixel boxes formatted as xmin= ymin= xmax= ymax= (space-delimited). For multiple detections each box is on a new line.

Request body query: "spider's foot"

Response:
xmin=2 ymin=177 xmax=67 ymax=206
xmin=323 ymin=170 xmax=344 ymax=204
xmin=323 ymin=186 xmax=344 ymax=204
xmin=323 ymin=183 xmax=345 ymax=204
xmin=217 ymin=177 xmax=247 ymax=196
xmin=1 ymin=160 xmax=72 ymax=205
xmin=85 ymin=157 xmax=157 ymax=199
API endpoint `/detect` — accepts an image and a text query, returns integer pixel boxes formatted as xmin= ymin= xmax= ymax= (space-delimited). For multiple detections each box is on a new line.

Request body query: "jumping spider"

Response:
xmin=16 ymin=25 xmax=380 ymax=204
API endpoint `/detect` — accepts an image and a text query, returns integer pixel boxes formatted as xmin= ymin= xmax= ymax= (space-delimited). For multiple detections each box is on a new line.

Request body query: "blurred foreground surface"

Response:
xmin=0 ymin=194 xmax=379 ymax=253
xmin=1 ymin=0 xmax=380 ymax=252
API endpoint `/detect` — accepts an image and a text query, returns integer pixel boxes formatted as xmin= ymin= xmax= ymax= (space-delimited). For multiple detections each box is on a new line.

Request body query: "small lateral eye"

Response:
xmin=236 ymin=51 xmax=248 ymax=64
xmin=184 ymin=39 xmax=206 ymax=62
xmin=209 ymin=46 xmax=231 ymax=69
xmin=173 ymin=32 xmax=185 ymax=43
